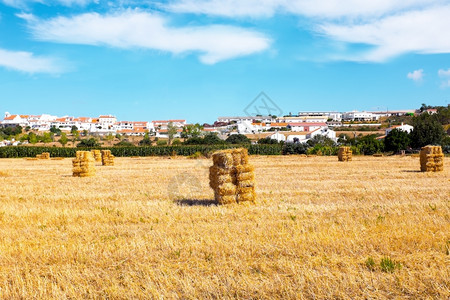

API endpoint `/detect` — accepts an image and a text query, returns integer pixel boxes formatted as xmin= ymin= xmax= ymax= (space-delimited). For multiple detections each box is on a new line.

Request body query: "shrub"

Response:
xmin=77 ymin=138 xmax=101 ymax=148
xmin=380 ymin=257 xmax=400 ymax=273
xmin=365 ymin=257 xmax=376 ymax=271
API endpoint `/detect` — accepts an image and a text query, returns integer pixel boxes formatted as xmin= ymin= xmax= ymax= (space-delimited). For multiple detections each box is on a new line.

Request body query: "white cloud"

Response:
xmin=20 ymin=10 xmax=271 ymax=64
xmin=438 ymin=68 xmax=450 ymax=88
xmin=318 ymin=5 xmax=450 ymax=62
xmin=438 ymin=68 xmax=450 ymax=77
xmin=407 ymin=69 xmax=424 ymax=82
xmin=166 ymin=1 xmax=450 ymax=62
xmin=166 ymin=0 xmax=447 ymax=18
xmin=0 ymin=48 xmax=62 ymax=73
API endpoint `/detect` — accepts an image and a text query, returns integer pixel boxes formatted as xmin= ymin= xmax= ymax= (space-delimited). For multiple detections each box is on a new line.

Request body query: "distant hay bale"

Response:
xmin=51 ymin=157 xmax=65 ymax=160
xmin=209 ymin=148 xmax=256 ymax=205
xmin=373 ymin=153 xmax=383 ymax=157
xmin=338 ymin=147 xmax=352 ymax=162
xmin=36 ymin=152 xmax=50 ymax=160
xmin=25 ymin=158 xmax=38 ymax=161
xmin=101 ymin=150 xmax=115 ymax=166
xmin=91 ymin=150 xmax=102 ymax=162
xmin=420 ymin=145 xmax=444 ymax=172
xmin=73 ymin=151 xmax=96 ymax=177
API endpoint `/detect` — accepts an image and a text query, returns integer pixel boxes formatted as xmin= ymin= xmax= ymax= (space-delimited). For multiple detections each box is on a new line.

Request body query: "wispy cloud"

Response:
xmin=0 ymin=47 xmax=63 ymax=73
xmin=19 ymin=10 xmax=271 ymax=64
xmin=165 ymin=0 xmax=447 ymax=18
xmin=407 ymin=69 xmax=424 ymax=82
xmin=438 ymin=68 xmax=450 ymax=88
xmin=166 ymin=1 xmax=450 ymax=62
xmin=318 ymin=5 xmax=450 ymax=62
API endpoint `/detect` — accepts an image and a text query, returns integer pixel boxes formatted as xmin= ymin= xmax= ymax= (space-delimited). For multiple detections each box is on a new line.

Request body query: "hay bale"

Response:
xmin=338 ymin=147 xmax=352 ymax=162
xmin=73 ymin=151 xmax=96 ymax=177
xmin=209 ymin=148 xmax=256 ymax=205
xmin=91 ymin=150 xmax=102 ymax=162
xmin=420 ymin=145 xmax=444 ymax=172
xmin=373 ymin=153 xmax=383 ymax=157
xmin=36 ymin=152 xmax=50 ymax=159
xmin=101 ymin=150 xmax=115 ymax=166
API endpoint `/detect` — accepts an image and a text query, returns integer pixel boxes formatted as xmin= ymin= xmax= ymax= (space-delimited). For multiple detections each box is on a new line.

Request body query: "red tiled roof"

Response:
xmin=4 ymin=115 xmax=17 ymax=120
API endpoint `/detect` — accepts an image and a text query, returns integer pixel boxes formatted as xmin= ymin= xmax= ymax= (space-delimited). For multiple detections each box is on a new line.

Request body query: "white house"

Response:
xmin=298 ymin=111 xmax=342 ymax=121
xmin=287 ymin=122 xmax=327 ymax=132
xmin=237 ymin=121 xmax=263 ymax=134
xmin=218 ymin=116 xmax=273 ymax=123
xmin=342 ymin=111 xmax=379 ymax=121
xmin=385 ymin=123 xmax=414 ymax=135
xmin=269 ymin=132 xmax=286 ymax=142
xmin=1 ymin=113 xmax=29 ymax=127
xmin=307 ymin=127 xmax=337 ymax=141
xmin=277 ymin=116 xmax=328 ymax=123
xmin=286 ymin=134 xmax=308 ymax=143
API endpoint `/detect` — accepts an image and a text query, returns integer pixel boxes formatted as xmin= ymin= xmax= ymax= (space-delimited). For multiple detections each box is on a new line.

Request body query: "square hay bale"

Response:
xmin=420 ymin=145 xmax=444 ymax=172
xmin=338 ymin=147 xmax=352 ymax=162
xmin=101 ymin=150 xmax=115 ymax=166
xmin=73 ymin=151 xmax=96 ymax=177
xmin=209 ymin=148 xmax=256 ymax=205
xmin=91 ymin=150 xmax=102 ymax=162
xmin=36 ymin=152 xmax=50 ymax=159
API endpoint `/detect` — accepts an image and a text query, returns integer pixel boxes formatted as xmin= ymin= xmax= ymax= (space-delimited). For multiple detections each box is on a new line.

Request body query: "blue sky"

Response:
xmin=0 ymin=0 xmax=449 ymax=123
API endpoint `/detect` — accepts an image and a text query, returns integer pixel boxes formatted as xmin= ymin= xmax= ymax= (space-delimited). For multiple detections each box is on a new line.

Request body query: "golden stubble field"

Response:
xmin=0 ymin=155 xmax=449 ymax=299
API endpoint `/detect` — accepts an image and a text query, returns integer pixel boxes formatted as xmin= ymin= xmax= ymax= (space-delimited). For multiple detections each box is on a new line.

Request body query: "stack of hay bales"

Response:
xmin=209 ymin=148 xmax=256 ymax=204
xmin=72 ymin=151 xmax=96 ymax=177
xmin=420 ymin=145 xmax=444 ymax=172
xmin=338 ymin=146 xmax=352 ymax=162
xmin=91 ymin=150 xmax=102 ymax=162
xmin=36 ymin=152 xmax=50 ymax=159
xmin=101 ymin=150 xmax=115 ymax=166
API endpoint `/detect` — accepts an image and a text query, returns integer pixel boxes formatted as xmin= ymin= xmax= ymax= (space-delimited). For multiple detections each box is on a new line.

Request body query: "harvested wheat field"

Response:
xmin=0 ymin=156 xmax=449 ymax=298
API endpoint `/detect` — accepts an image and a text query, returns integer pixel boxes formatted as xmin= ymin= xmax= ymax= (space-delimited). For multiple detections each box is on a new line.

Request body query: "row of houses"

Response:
xmin=1 ymin=112 xmax=186 ymax=137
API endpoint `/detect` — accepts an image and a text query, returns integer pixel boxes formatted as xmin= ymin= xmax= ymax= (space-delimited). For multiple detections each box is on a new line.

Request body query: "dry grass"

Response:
xmin=0 ymin=155 xmax=449 ymax=299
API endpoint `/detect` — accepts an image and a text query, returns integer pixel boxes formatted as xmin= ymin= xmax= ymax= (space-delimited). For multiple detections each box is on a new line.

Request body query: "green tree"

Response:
xmin=384 ymin=129 xmax=411 ymax=153
xmin=226 ymin=134 xmax=251 ymax=144
xmin=203 ymin=133 xmax=225 ymax=145
xmin=139 ymin=132 xmax=152 ymax=146
xmin=28 ymin=132 xmax=38 ymax=144
xmin=181 ymin=124 xmax=203 ymax=138
xmin=41 ymin=132 xmax=53 ymax=144
xmin=77 ymin=138 xmax=101 ymax=148
xmin=258 ymin=137 xmax=282 ymax=144
xmin=71 ymin=126 xmax=78 ymax=134
xmin=410 ymin=113 xmax=445 ymax=148
xmin=50 ymin=126 xmax=62 ymax=135
xmin=59 ymin=133 xmax=68 ymax=147
xmin=356 ymin=135 xmax=384 ymax=155
xmin=167 ymin=122 xmax=178 ymax=145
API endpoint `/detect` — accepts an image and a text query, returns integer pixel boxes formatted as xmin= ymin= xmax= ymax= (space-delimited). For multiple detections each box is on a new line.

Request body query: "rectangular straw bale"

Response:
xmin=212 ymin=151 xmax=234 ymax=169
xmin=91 ymin=150 xmax=102 ymax=162
xmin=101 ymin=150 xmax=115 ymax=166
xmin=209 ymin=148 xmax=256 ymax=204
xmin=420 ymin=145 xmax=444 ymax=172
xmin=338 ymin=147 xmax=352 ymax=162
xmin=73 ymin=151 xmax=96 ymax=177
xmin=215 ymin=194 xmax=237 ymax=205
